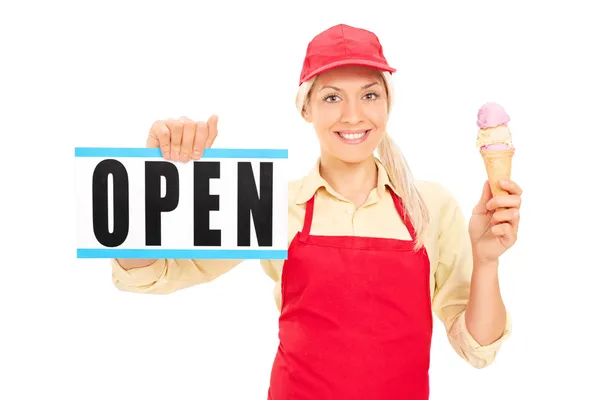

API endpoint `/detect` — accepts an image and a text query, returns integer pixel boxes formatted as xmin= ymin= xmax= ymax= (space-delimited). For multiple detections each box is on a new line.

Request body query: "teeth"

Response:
xmin=338 ymin=131 xmax=367 ymax=140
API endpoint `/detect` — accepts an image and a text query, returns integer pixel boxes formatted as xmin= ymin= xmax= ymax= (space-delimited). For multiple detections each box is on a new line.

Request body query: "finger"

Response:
xmin=500 ymin=179 xmax=523 ymax=196
xmin=491 ymin=208 xmax=520 ymax=226
xmin=180 ymin=117 xmax=196 ymax=163
xmin=473 ymin=180 xmax=492 ymax=215
xmin=192 ymin=122 xmax=208 ymax=160
xmin=149 ymin=120 xmax=171 ymax=160
xmin=146 ymin=122 xmax=161 ymax=148
xmin=491 ymin=222 xmax=517 ymax=245
xmin=166 ymin=119 xmax=183 ymax=161
xmin=206 ymin=114 xmax=219 ymax=148
xmin=486 ymin=194 xmax=522 ymax=211
xmin=512 ymin=214 xmax=520 ymax=231
xmin=491 ymin=222 xmax=512 ymax=237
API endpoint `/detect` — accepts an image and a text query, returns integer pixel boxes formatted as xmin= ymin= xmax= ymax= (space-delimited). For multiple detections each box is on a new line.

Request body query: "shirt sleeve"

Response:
xmin=431 ymin=184 xmax=512 ymax=369
xmin=111 ymin=258 xmax=244 ymax=294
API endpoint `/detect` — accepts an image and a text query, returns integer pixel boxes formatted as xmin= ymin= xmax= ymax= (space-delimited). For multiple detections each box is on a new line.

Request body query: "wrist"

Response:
xmin=473 ymin=256 xmax=499 ymax=270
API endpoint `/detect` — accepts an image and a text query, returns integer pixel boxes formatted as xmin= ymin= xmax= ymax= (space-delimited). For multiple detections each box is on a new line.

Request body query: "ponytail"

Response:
xmin=296 ymin=71 xmax=430 ymax=250
xmin=377 ymin=132 xmax=430 ymax=250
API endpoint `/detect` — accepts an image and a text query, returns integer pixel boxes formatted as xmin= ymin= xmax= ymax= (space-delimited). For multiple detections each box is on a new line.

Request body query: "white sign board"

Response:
xmin=75 ymin=147 xmax=288 ymax=259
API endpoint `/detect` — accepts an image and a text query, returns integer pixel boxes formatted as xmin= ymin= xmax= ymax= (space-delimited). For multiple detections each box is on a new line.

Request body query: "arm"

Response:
xmin=111 ymin=258 xmax=244 ymax=294
xmin=465 ymin=259 xmax=507 ymax=346
xmin=465 ymin=178 xmax=522 ymax=348
xmin=431 ymin=186 xmax=511 ymax=369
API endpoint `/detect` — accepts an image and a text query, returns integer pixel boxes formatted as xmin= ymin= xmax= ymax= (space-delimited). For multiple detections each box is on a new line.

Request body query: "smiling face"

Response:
xmin=302 ymin=65 xmax=389 ymax=164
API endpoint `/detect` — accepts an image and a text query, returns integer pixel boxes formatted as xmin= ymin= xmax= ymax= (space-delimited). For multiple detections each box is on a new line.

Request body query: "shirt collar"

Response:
xmin=294 ymin=157 xmax=401 ymax=205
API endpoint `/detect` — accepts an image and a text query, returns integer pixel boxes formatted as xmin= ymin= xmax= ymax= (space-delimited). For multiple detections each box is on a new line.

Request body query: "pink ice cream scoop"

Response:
xmin=477 ymin=102 xmax=510 ymax=129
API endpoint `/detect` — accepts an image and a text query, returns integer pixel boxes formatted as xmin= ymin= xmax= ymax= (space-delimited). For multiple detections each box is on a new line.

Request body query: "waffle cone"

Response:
xmin=480 ymin=148 xmax=514 ymax=197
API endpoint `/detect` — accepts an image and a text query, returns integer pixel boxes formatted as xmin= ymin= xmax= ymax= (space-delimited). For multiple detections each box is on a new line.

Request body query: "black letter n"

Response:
xmin=237 ymin=162 xmax=273 ymax=247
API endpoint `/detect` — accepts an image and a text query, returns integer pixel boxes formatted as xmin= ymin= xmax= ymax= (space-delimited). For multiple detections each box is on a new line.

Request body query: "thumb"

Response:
xmin=473 ymin=180 xmax=492 ymax=214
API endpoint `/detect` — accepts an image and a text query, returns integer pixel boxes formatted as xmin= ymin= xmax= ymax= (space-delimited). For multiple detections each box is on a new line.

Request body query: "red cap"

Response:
xmin=299 ymin=24 xmax=396 ymax=86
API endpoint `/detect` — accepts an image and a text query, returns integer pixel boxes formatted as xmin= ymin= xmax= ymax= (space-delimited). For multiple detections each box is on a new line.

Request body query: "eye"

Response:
xmin=364 ymin=92 xmax=380 ymax=101
xmin=323 ymin=94 xmax=341 ymax=102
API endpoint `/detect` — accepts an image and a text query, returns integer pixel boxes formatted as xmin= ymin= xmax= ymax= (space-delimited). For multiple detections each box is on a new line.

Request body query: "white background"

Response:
xmin=75 ymin=157 xmax=288 ymax=251
xmin=1 ymin=0 xmax=599 ymax=399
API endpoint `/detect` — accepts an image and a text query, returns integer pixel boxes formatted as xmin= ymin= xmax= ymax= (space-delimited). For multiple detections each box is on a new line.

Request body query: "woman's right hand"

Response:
xmin=146 ymin=115 xmax=219 ymax=162
xmin=115 ymin=114 xmax=220 ymax=271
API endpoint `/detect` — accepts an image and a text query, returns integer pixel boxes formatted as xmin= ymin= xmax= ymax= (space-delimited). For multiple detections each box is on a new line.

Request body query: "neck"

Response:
xmin=319 ymin=153 xmax=378 ymax=208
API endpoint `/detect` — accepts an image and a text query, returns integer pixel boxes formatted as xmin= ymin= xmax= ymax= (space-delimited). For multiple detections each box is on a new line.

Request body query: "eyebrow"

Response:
xmin=319 ymin=81 xmax=382 ymax=92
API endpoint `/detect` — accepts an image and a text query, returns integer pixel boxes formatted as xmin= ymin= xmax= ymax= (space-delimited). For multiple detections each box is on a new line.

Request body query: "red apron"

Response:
xmin=268 ymin=190 xmax=433 ymax=400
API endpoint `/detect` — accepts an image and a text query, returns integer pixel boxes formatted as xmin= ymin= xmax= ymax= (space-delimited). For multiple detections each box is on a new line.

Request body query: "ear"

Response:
xmin=302 ymin=107 xmax=312 ymax=123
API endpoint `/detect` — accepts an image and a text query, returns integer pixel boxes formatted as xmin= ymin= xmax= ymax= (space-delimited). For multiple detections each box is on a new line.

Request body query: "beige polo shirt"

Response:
xmin=112 ymin=157 xmax=511 ymax=369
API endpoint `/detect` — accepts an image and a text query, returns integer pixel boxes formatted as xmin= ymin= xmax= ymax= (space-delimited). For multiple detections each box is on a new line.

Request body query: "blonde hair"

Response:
xmin=295 ymin=71 xmax=430 ymax=250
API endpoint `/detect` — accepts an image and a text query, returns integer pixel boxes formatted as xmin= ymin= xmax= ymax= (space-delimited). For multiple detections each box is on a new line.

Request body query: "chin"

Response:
xmin=331 ymin=147 xmax=378 ymax=164
xmin=328 ymin=134 xmax=380 ymax=163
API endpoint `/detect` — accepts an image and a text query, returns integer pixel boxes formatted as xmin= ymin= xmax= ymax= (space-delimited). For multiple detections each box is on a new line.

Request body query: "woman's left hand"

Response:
xmin=469 ymin=179 xmax=523 ymax=265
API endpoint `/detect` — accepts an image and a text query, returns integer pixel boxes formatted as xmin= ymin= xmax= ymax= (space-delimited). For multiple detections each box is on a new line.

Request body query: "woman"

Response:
xmin=112 ymin=24 xmax=522 ymax=399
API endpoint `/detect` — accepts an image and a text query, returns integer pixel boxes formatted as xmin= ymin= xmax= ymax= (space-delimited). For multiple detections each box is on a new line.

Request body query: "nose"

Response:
xmin=340 ymin=98 xmax=364 ymax=125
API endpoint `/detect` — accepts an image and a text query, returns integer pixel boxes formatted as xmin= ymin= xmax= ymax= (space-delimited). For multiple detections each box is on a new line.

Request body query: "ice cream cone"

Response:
xmin=480 ymin=147 xmax=514 ymax=197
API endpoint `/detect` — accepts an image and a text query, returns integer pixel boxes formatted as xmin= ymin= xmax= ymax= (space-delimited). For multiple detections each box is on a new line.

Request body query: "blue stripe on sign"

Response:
xmin=77 ymin=248 xmax=288 ymax=259
xmin=74 ymin=147 xmax=288 ymax=158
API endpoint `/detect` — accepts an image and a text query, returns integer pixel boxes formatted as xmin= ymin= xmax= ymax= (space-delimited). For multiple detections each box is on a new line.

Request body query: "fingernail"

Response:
xmin=173 ymin=151 xmax=179 ymax=160
xmin=193 ymin=150 xmax=201 ymax=159
xmin=181 ymin=153 xmax=189 ymax=162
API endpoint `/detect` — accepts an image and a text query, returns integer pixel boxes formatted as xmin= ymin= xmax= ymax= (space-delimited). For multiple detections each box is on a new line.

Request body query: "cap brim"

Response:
xmin=300 ymin=59 xmax=396 ymax=85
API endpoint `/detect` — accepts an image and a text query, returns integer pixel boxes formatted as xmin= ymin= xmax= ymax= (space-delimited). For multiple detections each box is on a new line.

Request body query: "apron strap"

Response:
xmin=390 ymin=191 xmax=418 ymax=242
xmin=301 ymin=191 xmax=417 ymax=243
xmin=300 ymin=195 xmax=316 ymax=240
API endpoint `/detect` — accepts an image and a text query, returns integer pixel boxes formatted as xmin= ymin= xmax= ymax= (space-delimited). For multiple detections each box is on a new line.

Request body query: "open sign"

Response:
xmin=75 ymin=148 xmax=288 ymax=259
